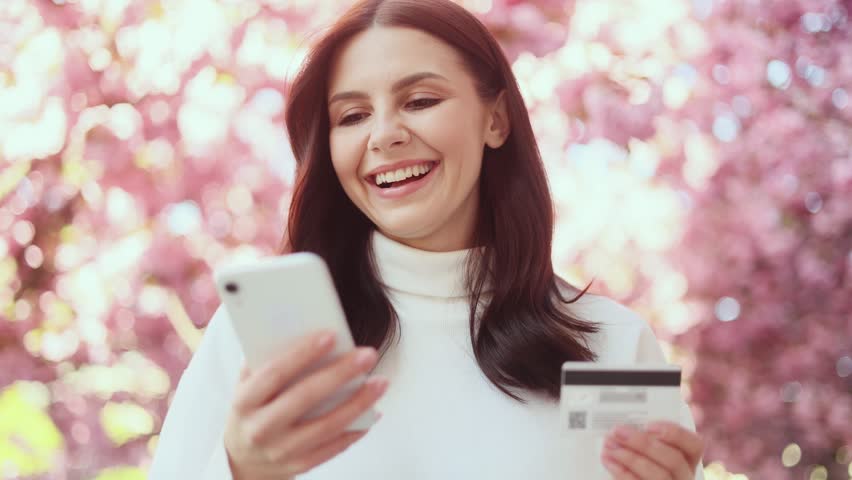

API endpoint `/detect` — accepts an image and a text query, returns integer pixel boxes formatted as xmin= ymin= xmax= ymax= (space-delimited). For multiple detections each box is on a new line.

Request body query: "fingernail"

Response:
xmin=316 ymin=332 xmax=335 ymax=348
xmin=356 ymin=348 xmax=377 ymax=367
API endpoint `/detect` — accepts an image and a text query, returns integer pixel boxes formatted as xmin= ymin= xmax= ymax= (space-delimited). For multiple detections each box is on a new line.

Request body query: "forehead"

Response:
xmin=328 ymin=26 xmax=467 ymax=93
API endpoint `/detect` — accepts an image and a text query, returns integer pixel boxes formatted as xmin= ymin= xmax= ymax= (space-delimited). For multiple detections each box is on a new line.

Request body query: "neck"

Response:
xmin=371 ymin=229 xmax=480 ymax=298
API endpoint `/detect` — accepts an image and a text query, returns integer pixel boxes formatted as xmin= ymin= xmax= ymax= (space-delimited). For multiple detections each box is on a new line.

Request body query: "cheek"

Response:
xmin=435 ymin=129 xmax=485 ymax=187
xmin=329 ymin=132 xmax=364 ymax=184
xmin=425 ymin=104 xmax=485 ymax=169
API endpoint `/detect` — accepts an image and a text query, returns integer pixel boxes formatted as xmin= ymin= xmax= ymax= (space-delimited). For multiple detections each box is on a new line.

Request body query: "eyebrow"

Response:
xmin=328 ymin=72 xmax=449 ymax=106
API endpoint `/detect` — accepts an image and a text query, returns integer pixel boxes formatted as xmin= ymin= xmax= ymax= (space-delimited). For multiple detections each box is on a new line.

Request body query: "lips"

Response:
xmin=366 ymin=160 xmax=440 ymax=200
xmin=364 ymin=159 xmax=439 ymax=180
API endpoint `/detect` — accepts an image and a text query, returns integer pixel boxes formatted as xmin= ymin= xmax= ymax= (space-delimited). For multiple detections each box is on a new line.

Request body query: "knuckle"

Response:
xmin=269 ymin=399 xmax=306 ymax=431
xmin=286 ymin=379 xmax=324 ymax=411
xmin=246 ymin=417 xmax=278 ymax=447
xmin=255 ymin=365 xmax=286 ymax=392
xmin=246 ymin=425 xmax=266 ymax=447
xmin=266 ymin=445 xmax=289 ymax=464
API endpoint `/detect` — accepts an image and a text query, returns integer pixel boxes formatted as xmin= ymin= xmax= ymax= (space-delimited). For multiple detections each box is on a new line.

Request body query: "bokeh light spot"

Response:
xmin=767 ymin=60 xmax=792 ymax=89
xmin=808 ymin=465 xmax=827 ymax=480
xmin=714 ymin=296 xmax=740 ymax=322
xmin=837 ymin=356 xmax=852 ymax=378
xmin=780 ymin=381 xmax=802 ymax=403
xmin=782 ymin=443 xmax=802 ymax=467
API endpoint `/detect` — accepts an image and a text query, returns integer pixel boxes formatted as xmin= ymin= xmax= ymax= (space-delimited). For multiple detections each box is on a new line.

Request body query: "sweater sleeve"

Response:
xmin=147 ymin=306 xmax=243 ymax=480
xmin=636 ymin=324 xmax=706 ymax=480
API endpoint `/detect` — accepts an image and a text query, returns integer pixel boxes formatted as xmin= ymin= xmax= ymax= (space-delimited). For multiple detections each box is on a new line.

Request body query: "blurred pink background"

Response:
xmin=1 ymin=0 xmax=850 ymax=478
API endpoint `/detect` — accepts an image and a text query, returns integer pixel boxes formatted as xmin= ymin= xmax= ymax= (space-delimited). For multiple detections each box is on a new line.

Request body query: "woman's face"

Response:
xmin=327 ymin=26 xmax=509 ymax=252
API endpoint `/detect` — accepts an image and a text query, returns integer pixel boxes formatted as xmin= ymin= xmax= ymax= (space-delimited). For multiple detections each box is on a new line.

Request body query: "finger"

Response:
xmin=258 ymin=347 xmax=379 ymax=432
xmin=601 ymin=453 xmax=640 ymax=480
xmin=607 ymin=425 xmax=692 ymax=478
xmin=647 ymin=421 xmax=705 ymax=466
xmin=285 ymin=430 xmax=367 ymax=476
xmin=603 ymin=439 xmax=672 ymax=480
xmin=239 ymin=365 xmax=251 ymax=381
xmin=282 ymin=376 xmax=389 ymax=456
xmin=233 ymin=330 xmax=337 ymax=413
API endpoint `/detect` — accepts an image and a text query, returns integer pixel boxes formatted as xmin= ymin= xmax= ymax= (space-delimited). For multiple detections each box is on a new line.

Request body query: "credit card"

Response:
xmin=560 ymin=362 xmax=682 ymax=434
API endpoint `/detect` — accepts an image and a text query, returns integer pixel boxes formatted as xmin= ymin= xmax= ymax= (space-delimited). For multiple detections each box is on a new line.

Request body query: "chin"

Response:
xmin=372 ymin=215 xmax=437 ymax=240
xmin=375 ymin=222 xmax=432 ymax=241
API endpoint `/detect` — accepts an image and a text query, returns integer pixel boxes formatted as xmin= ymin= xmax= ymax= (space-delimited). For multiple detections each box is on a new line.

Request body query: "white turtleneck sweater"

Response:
xmin=148 ymin=231 xmax=704 ymax=479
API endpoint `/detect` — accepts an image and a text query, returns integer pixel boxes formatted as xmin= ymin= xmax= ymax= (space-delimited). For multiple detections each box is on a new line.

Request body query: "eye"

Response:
xmin=406 ymin=98 xmax=442 ymax=110
xmin=336 ymin=98 xmax=443 ymax=127
xmin=339 ymin=112 xmax=369 ymax=126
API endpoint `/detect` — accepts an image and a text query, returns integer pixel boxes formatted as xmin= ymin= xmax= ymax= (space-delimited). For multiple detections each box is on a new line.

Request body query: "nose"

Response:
xmin=368 ymin=112 xmax=410 ymax=152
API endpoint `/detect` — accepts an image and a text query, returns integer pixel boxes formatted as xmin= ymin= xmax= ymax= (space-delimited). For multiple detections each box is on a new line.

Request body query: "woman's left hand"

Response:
xmin=601 ymin=421 xmax=704 ymax=480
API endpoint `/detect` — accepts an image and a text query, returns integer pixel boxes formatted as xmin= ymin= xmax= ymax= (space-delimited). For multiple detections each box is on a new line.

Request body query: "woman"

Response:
xmin=149 ymin=0 xmax=706 ymax=478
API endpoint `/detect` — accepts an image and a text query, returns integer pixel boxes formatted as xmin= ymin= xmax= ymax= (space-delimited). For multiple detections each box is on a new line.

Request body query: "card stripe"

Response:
xmin=561 ymin=370 xmax=681 ymax=386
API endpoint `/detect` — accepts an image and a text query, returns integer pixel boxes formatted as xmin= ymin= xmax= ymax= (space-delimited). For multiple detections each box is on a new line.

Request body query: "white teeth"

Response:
xmin=374 ymin=162 xmax=434 ymax=186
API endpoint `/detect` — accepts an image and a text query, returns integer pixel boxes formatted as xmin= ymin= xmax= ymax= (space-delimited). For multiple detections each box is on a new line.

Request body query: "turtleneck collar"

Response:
xmin=370 ymin=229 xmax=476 ymax=299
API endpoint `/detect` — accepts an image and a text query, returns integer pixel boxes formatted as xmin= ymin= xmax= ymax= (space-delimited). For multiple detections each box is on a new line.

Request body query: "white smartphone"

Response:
xmin=213 ymin=252 xmax=379 ymax=431
xmin=559 ymin=362 xmax=682 ymax=434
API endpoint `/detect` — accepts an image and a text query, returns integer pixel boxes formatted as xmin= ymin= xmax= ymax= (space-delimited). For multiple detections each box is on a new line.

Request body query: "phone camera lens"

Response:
xmin=225 ymin=282 xmax=239 ymax=294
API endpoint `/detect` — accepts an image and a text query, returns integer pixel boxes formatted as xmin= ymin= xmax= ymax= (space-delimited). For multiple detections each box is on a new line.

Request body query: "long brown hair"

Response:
xmin=282 ymin=0 xmax=599 ymax=402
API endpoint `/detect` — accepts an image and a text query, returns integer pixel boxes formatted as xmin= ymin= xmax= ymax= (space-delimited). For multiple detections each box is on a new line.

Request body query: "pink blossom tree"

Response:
xmin=1 ymin=0 xmax=850 ymax=479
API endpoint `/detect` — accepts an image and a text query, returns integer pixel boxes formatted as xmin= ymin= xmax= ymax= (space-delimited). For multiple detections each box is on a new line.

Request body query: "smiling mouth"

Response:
xmin=371 ymin=161 xmax=437 ymax=189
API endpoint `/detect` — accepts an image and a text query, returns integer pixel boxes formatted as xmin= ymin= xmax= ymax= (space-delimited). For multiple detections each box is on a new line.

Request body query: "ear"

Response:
xmin=484 ymin=89 xmax=511 ymax=149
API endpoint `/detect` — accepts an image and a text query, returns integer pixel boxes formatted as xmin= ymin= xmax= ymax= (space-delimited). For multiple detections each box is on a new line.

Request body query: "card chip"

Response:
xmin=568 ymin=411 xmax=587 ymax=430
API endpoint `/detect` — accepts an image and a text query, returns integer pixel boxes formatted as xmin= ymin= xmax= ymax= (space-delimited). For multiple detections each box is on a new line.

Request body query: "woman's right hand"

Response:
xmin=223 ymin=330 xmax=388 ymax=480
